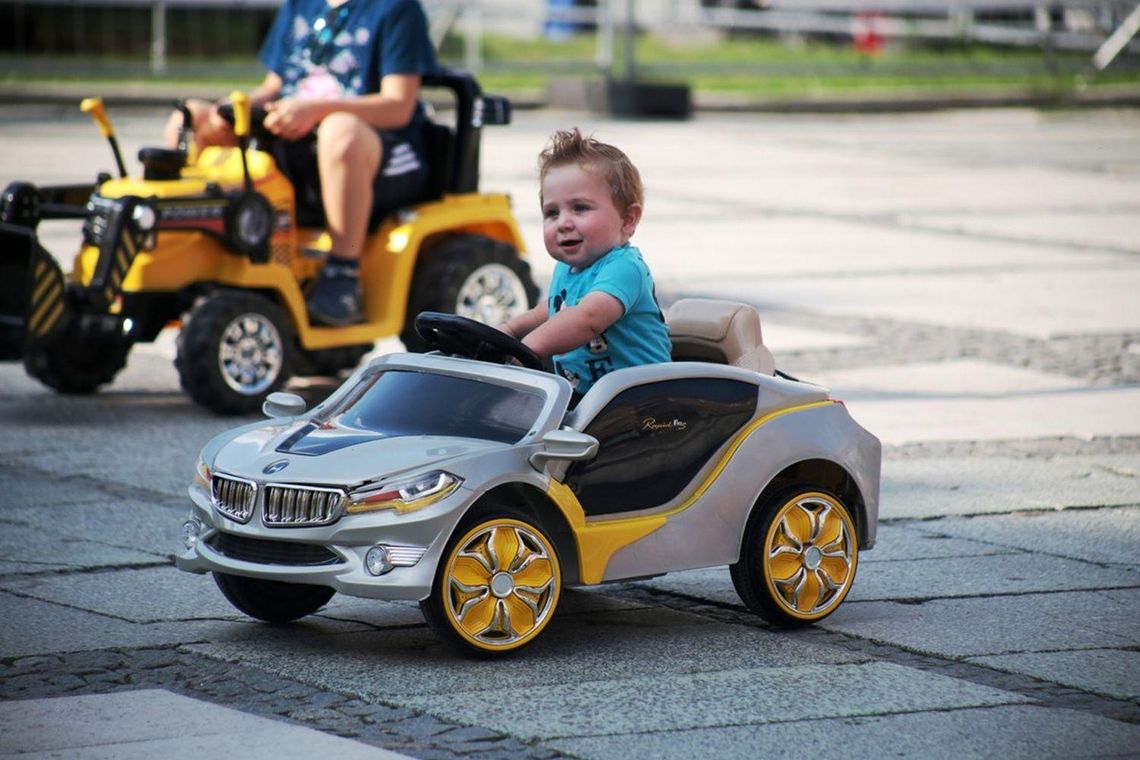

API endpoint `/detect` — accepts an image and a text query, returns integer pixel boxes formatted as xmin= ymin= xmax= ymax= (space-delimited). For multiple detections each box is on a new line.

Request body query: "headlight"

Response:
xmin=131 ymin=203 xmax=158 ymax=251
xmin=194 ymin=456 xmax=212 ymax=488
xmin=346 ymin=471 xmax=461 ymax=515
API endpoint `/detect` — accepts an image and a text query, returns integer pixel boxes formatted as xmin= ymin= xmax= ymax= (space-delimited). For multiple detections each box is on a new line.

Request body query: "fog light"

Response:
xmin=365 ymin=545 xmax=393 ymax=576
xmin=181 ymin=520 xmax=201 ymax=550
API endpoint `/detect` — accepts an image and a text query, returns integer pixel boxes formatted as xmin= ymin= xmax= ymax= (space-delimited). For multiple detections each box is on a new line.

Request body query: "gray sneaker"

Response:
xmin=307 ymin=265 xmax=363 ymax=326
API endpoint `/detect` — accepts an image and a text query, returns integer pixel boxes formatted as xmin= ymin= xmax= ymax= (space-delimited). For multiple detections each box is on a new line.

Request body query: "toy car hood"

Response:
xmin=199 ymin=352 xmax=574 ymax=488
xmin=208 ymin=421 xmax=508 ymax=487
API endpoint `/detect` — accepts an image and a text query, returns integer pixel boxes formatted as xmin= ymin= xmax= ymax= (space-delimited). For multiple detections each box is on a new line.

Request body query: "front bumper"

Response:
xmin=175 ymin=480 xmax=470 ymax=601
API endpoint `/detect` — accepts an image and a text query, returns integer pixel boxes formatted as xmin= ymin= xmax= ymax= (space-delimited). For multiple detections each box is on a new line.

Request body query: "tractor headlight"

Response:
xmin=227 ymin=192 xmax=273 ymax=261
xmin=346 ymin=471 xmax=461 ymax=515
xmin=132 ymin=203 xmax=156 ymax=232
xmin=131 ymin=202 xmax=158 ymax=250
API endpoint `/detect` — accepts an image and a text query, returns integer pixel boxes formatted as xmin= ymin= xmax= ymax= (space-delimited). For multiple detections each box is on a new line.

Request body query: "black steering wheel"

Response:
xmin=214 ymin=101 xmax=276 ymax=144
xmin=414 ymin=312 xmax=544 ymax=371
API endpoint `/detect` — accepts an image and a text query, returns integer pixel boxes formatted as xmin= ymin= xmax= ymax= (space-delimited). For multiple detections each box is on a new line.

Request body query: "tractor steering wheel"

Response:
xmin=413 ymin=312 xmax=544 ymax=371
xmin=215 ymin=101 xmax=275 ymax=143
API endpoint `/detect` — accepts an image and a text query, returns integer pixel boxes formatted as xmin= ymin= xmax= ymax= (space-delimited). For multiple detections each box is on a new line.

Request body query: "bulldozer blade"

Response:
xmin=0 ymin=222 xmax=69 ymax=360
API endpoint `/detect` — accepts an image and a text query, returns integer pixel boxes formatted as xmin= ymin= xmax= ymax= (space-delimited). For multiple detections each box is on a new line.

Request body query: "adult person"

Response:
xmin=164 ymin=0 xmax=438 ymax=325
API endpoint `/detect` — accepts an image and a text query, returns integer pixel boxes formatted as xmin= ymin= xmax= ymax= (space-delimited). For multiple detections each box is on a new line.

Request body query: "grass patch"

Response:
xmin=3 ymin=31 xmax=1137 ymax=101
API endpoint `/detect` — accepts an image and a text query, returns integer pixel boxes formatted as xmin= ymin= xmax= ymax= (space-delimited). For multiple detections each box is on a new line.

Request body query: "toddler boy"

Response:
xmin=502 ymin=128 xmax=671 ymax=394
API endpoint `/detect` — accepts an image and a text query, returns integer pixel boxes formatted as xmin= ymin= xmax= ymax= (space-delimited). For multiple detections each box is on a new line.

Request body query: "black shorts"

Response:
xmin=272 ymin=125 xmax=432 ymax=228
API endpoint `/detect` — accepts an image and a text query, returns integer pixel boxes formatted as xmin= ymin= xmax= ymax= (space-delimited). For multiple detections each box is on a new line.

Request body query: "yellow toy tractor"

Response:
xmin=0 ymin=70 xmax=537 ymax=414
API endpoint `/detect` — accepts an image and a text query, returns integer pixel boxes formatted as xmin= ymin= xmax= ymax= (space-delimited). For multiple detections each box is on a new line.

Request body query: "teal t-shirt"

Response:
xmin=547 ymin=243 xmax=671 ymax=394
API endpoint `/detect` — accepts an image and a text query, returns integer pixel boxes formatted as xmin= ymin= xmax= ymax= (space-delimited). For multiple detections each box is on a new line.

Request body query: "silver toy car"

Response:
xmin=176 ymin=300 xmax=881 ymax=655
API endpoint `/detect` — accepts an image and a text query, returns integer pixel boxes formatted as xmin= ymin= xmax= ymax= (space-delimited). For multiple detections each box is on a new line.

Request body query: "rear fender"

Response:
xmin=0 ymin=222 xmax=70 ymax=359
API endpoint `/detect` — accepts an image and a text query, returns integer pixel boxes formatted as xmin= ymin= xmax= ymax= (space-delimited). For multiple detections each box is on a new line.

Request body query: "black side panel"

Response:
xmin=422 ymin=69 xmax=482 ymax=194
xmin=0 ymin=222 xmax=35 ymax=359
xmin=566 ymin=378 xmax=758 ymax=517
xmin=0 ymin=222 xmax=69 ymax=359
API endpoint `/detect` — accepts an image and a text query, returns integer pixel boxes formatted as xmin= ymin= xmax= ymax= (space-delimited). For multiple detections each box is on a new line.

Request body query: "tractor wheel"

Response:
xmin=176 ymin=290 xmax=295 ymax=415
xmin=730 ymin=484 xmax=859 ymax=628
xmin=401 ymin=234 xmax=538 ymax=352
xmin=213 ymin=572 xmax=334 ymax=623
xmin=24 ymin=314 xmax=132 ymax=394
xmin=421 ymin=508 xmax=562 ymax=656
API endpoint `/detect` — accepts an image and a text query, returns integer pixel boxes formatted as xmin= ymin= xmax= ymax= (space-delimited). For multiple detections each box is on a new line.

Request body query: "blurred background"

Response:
xmin=1 ymin=0 xmax=1139 ymax=109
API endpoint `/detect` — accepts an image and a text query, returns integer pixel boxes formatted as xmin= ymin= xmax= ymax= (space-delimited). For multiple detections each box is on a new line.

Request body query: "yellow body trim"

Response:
xmin=545 ymin=480 xmax=666 ymax=585
xmin=546 ymin=399 xmax=837 ymax=585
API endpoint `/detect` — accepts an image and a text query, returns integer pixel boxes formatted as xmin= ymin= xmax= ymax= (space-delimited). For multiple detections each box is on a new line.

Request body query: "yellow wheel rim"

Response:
xmin=763 ymin=492 xmax=857 ymax=621
xmin=442 ymin=518 xmax=561 ymax=651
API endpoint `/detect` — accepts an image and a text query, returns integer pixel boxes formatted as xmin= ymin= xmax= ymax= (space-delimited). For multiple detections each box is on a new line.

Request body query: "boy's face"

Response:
xmin=540 ymin=163 xmax=641 ymax=270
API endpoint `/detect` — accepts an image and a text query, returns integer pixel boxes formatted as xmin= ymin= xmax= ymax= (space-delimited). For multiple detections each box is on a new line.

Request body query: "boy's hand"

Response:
xmin=501 ymin=303 xmax=548 ymax=343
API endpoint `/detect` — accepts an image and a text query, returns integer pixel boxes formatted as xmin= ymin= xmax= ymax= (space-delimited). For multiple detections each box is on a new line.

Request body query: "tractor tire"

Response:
xmin=176 ymin=290 xmax=295 ymax=415
xmin=401 ymin=234 xmax=538 ymax=353
xmin=24 ymin=314 xmax=132 ymax=394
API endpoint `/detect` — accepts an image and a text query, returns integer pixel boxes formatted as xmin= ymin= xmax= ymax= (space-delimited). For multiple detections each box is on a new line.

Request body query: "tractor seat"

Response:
xmin=666 ymin=298 xmax=775 ymax=375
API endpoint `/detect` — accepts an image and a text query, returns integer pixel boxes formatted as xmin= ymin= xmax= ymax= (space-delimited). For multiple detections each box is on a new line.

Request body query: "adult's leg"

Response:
xmin=315 ymin=112 xmax=382 ymax=261
xmin=305 ymin=112 xmax=382 ymax=325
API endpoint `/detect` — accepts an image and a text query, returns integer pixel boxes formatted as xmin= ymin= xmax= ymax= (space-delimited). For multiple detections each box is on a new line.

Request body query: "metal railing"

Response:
xmin=2 ymin=0 xmax=1137 ymax=77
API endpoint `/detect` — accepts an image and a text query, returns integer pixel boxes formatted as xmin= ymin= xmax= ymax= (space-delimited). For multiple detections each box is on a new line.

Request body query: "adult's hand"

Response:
xmin=165 ymin=98 xmax=238 ymax=149
xmin=263 ymin=98 xmax=326 ymax=141
xmin=200 ymin=102 xmax=240 ymax=146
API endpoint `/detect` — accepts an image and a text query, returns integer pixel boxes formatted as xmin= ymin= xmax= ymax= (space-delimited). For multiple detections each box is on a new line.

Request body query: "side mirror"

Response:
xmin=263 ymin=392 xmax=306 ymax=418
xmin=529 ymin=429 xmax=598 ymax=470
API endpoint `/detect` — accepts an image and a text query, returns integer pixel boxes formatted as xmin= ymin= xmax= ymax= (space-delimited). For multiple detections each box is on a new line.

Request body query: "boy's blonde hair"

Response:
xmin=538 ymin=128 xmax=643 ymax=213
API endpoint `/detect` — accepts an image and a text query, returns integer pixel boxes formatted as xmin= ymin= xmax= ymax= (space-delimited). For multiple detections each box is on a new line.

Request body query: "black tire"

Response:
xmin=421 ymin=506 xmax=562 ymax=656
xmin=401 ymin=234 xmax=538 ymax=352
xmin=730 ymin=483 xmax=859 ymax=628
xmin=24 ymin=314 xmax=132 ymax=394
xmin=175 ymin=290 xmax=295 ymax=415
xmin=297 ymin=342 xmax=372 ymax=377
xmin=213 ymin=572 xmax=334 ymax=623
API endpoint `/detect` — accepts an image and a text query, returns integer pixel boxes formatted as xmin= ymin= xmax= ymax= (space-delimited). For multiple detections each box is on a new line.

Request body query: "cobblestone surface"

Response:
xmin=0 ymin=648 xmax=567 ymax=759
xmin=603 ymin=585 xmax=1140 ymax=726
xmin=3 ymin=107 xmax=1138 ymax=757
xmin=764 ymin=309 xmax=1140 ymax=387
xmin=885 ymin=435 xmax=1140 ymax=461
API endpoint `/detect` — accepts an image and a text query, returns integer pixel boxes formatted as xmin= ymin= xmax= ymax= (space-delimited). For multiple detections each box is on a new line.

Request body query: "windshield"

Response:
xmin=322 ymin=369 xmax=546 ymax=445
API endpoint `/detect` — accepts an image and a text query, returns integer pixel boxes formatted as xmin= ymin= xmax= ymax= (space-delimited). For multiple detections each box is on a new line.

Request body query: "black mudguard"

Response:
xmin=0 ymin=222 xmax=69 ymax=360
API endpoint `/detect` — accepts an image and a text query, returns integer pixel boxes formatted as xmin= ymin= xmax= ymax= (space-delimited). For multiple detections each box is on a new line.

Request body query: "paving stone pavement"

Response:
xmin=1 ymin=105 xmax=1139 ymax=758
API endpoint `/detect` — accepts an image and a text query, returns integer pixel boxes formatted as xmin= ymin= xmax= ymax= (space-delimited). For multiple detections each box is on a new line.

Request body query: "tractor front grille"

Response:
xmin=207 ymin=533 xmax=342 ymax=566
xmin=263 ymin=484 xmax=345 ymax=527
xmin=211 ymin=475 xmax=257 ymax=523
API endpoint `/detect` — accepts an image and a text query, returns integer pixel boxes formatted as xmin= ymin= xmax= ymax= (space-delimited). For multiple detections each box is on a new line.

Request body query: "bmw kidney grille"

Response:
xmin=263 ymin=484 xmax=345 ymax=527
xmin=210 ymin=475 xmax=257 ymax=523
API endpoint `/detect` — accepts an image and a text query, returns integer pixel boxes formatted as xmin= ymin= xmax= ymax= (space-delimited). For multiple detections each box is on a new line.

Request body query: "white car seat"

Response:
xmin=666 ymin=298 xmax=776 ymax=375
